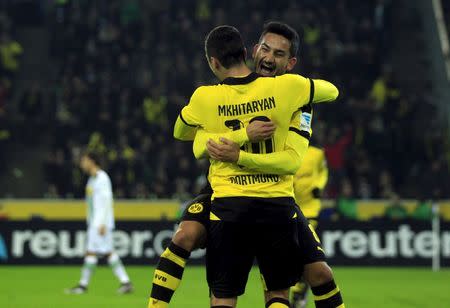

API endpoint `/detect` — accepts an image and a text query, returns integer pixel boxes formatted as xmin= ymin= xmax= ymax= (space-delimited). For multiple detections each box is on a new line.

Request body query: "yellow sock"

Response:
xmin=268 ymin=303 xmax=289 ymax=308
xmin=148 ymin=242 xmax=190 ymax=307
xmin=311 ymin=280 xmax=344 ymax=307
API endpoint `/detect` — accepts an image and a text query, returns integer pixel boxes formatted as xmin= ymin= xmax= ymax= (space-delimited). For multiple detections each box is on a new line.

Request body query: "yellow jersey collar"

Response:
xmin=221 ymin=72 xmax=260 ymax=85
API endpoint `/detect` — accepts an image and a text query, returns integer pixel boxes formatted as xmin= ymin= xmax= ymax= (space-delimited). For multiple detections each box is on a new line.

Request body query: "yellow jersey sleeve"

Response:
xmin=173 ymin=116 xmax=197 ymax=141
xmin=315 ymin=151 xmax=329 ymax=190
xmin=311 ymin=79 xmax=339 ymax=103
xmin=289 ymin=110 xmax=301 ymax=131
xmin=193 ymin=128 xmax=249 ymax=159
xmin=237 ymin=130 xmax=309 ymax=175
xmin=276 ymin=74 xmax=311 ymax=111
xmin=275 ymin=75 xmax=338 ymax=113
xmin=289 ymin=106 xmax=313 ymax=141
xmin=173 ymin=87 xmax=206 ymax=141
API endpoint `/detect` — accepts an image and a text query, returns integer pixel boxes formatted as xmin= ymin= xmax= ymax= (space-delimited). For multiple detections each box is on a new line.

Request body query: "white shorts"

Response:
xmin=86 ymin=227 xmax=113 ymax=254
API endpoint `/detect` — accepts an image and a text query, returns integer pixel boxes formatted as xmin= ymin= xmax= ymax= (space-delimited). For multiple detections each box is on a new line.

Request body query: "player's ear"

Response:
xmin=252 ymin=44 xmax=259 ymax=59
xmin=243 ymin=47 xmax=247 ymax=60
xmin=286 ymin=56 xmax=297 ymax=72
xmin=211 ymin=57 xmax=221 ymax=71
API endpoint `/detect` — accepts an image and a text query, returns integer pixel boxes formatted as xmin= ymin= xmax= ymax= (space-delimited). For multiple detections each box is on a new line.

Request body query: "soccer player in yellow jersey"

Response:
xmin=194 ymin=25 xmax=344 ymax=308
xmin=292 ymin=145 xmax=329 ymax=307
xmin=172 ymin=25 xmax=340 ymax=308
xmin=294 ymin=145 xmax=328 ymax=227
xmin=149 ymin=22 xmax=344 ymax=308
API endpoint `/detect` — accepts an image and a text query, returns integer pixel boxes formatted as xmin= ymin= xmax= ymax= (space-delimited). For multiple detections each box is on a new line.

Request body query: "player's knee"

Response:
xmin=304 ymin=262 xmax=333 ymax=287
xmin=172 ymin=222 xmax=205 ymax=251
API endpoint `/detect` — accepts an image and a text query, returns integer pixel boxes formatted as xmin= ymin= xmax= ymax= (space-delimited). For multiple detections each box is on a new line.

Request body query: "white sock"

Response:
xmin=108 ymin=253 xmax=130 ymax=284
xmin=79 ymin=255 xmax=98 ymax=287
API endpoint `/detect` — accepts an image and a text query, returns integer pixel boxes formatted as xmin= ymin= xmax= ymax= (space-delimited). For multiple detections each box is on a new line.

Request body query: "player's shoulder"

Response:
xmin=194 ymin=84 xmax=226 ymax=93
xmin=96 ymin=170 xmax=111 ymax=183
xmin=190 ymin=85 xmax=221 ymax=101
xmin=275 ymin=73 xmax=309 ymax=84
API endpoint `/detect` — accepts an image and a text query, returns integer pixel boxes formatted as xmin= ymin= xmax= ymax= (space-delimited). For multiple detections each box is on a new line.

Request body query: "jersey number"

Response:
xmin=225 ymin=116 xmax=274 ymax=154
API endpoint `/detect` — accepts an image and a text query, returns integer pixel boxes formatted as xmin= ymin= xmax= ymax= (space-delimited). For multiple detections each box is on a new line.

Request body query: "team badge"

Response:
xmin=188 ymin=203 xmax=203 ymax=214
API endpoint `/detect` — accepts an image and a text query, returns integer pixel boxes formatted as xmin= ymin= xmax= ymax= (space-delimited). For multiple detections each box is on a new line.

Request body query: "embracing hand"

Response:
xmin=246 ymin=120 xmax=276 ymax=142
xmin=206 ymin=138 xmax=241 ymax=162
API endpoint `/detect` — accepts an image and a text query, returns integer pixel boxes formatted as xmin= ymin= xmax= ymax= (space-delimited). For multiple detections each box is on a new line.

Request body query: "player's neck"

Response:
xmin=89 ymin=167 xmax=100 ymax=177
xmin=221 ymin=63 xmax=252 ymax=80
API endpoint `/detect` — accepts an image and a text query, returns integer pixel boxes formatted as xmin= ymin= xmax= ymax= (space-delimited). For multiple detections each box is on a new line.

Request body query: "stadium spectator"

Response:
xmin=335 ymin=179 xmax=358 ymax=220
xmin=0 ymin=27 xmax=22 ymax=81
xmin=2 ymin=0 xmax=448 ymax=200
xmin=384 ymin=193 xmax=408 ymax=220
xmin=411 ymin=199 xmax=433 ymax=221
xmin=0 ymin=111 xmax=10 ymax=170
xmin=0 ymin=9 xmax=21 ymax=146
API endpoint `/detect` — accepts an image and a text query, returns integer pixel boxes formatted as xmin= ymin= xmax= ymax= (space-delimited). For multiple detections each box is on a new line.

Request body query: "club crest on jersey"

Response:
xmin=188 ymin=203 xmax=203 ymax=214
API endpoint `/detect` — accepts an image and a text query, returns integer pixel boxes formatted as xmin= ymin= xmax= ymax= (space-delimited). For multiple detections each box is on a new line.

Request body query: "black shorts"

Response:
xmin=206 ymin=197 xmax=301 ymax=298
xmin=295 ymin=206 xmax=326 ymax=272
xmin=179 ymin=193 xmax=211 ymax=228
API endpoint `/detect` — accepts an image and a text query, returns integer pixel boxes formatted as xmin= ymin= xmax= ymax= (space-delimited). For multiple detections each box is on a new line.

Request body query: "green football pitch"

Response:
xmin=0 ymin=266 xmax=449 ymax=308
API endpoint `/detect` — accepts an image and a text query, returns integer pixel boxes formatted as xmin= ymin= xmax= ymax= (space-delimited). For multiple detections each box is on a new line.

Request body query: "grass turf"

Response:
xmin=0 ymin=266 xmax=449 ymax=307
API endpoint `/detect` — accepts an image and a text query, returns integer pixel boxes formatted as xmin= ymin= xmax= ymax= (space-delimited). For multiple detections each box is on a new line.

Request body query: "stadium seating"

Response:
xmin=4 ymin=0 xmax=450 ymax=200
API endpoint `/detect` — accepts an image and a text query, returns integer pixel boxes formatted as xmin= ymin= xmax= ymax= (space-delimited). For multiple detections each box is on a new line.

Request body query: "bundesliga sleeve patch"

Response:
xmin=300 ymin=112 xmax=312 ymax=132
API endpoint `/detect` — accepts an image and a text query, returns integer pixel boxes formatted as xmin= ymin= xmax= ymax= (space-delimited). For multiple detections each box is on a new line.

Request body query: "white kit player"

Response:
xmin=66 ymin=152 xmax=133 ymax=294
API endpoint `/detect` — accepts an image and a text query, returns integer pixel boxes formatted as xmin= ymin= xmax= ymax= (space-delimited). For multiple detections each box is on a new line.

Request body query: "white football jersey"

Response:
xmin=85 ymin=170 xmax=115 ymax=229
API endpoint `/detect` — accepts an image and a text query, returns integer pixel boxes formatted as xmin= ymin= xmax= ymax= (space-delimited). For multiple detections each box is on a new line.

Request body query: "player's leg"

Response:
xmin=149 ymin=221 xmax=205 ymax=307
xmin=304 ymin=262 xmax=344 ymax=308
xmin=99 ymin=227 xmax=133 ymax=293
xmin=66 ymin=227 xmax=98 ymax=294
xmin=106 ymin=251 xmax=133 ymax=293
xmin=291 ymin=214 xmax=319 ymax=308
xmin=295 ymin=210 xmax=345 ymax=307
xmin=208 ymin=220 xmax=254 ymax=308
xmin=210 ymin=296 xmax=238 ymax=307
xmin=65 ymin=252 xmax=98 ymax=294
xmin=265 ymin=290 xmax=291 ymax=308
xmin=258 ymin=217 xmax=301 ymax=308
xmin=149 ymin=194 xmax=210 ymax=307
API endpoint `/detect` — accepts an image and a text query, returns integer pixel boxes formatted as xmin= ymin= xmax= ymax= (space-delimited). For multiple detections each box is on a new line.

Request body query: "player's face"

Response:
xmin=80 ymin=156 xmax=92 ymax=173
xmin=253 ymin=32 xmax=297 ymax=77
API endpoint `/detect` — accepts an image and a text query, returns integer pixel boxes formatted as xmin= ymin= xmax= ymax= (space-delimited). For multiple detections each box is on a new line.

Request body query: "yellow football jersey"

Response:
xmin=294 ymin=145 xmax=328 ymax=217
xmin=180 ymin=73 xmax=314 ymax=199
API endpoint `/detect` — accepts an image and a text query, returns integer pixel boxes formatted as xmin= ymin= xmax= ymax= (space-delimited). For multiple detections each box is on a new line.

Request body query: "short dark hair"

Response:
xmin=205 ymin=25 xmax=246 ymax=69
xmin=259 ymin=21 xmax=300 ymax=57
xmin=83 ymin=151 xmax=102 ymax=167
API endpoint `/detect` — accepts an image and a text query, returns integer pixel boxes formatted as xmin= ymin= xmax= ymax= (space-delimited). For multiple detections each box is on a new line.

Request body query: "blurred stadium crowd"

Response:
xmin=1 ymin=0 xmax=449 ymax=201
xmin=0 ymin=8 xmax=22 ymax=168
